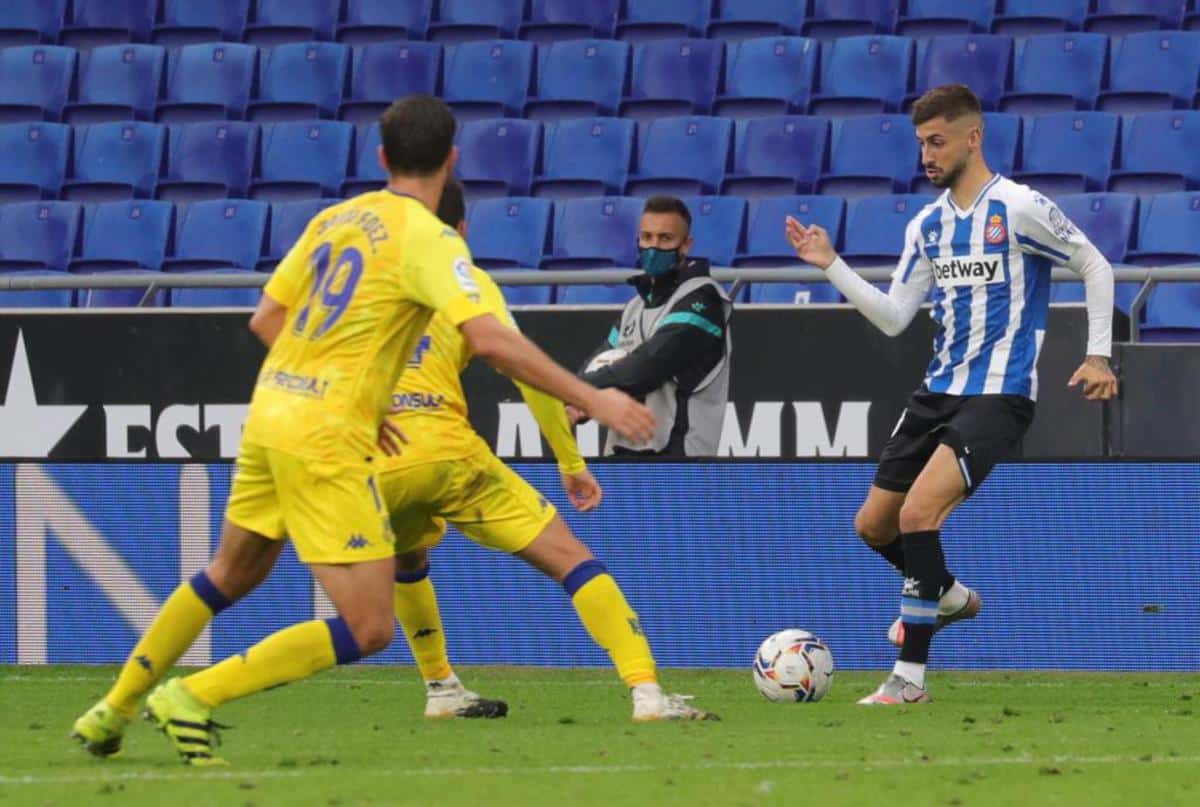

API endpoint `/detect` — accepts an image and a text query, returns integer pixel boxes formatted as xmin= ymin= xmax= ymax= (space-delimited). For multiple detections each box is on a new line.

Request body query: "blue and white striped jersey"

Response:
xmin=893 ymin=175 xmax=1091 ymax=401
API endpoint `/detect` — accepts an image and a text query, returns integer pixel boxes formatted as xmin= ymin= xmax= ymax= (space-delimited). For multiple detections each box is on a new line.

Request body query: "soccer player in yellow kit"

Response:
xmin=70 ymin=96 xmax=654 ymax=766
xmin=384 ymin=180 xmax=716 ymax=723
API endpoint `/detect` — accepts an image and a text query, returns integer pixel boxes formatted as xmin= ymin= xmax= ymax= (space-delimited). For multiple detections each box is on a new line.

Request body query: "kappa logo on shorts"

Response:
xmin=344 ymin=534 xmax=370 ymax=550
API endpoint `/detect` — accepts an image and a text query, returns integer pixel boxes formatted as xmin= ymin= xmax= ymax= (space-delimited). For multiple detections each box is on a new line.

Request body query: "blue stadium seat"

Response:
xmin=802 ymin=0 xmax=899 ymax=40
xmin=723 ymin=116 xmax=829 ymax=198
xmin=542 ymin=196 xmax=643 ymax=268
xmin=818 ymin=115 xmax=917 ymax=199
xmin=244 ymin=0 xmax=339 ymax=46
xmin=1013 ymin=112 xmax=1119 ymax=196
xmin=157 ymin=43 xmax=258 ymax=123
xmin=526 ymin=40 xmax=629 ymax=121
xmin=707 ymin=0 xmax=807 ymax=41
xmin=618 ymin=0 xmax=710 ymax=42
xmin=171 ymin=272 xmax=263 ymax=308
xmin=911 ymin=112 xmax=1020 ymax=194
xmin=258 ymin=199 xmax=338 ymax=271
xmin=338 ymin=0 xmax=432 ymax=43
xmin=991 ymin=0 xmax=1088 ymax=37
xmin=62 ymin=122 xmax=165 ymax=201
xmin=0 ymin=201 xmax=81 ymax=271
xmin=0 ymin=0 xmax=67 ymax=47
xmin=251 ymin=121 xmax=354 ymax=200
xmin=158 ymin=122 xmax=259 ymax=201
xmin=1110 ymin=112 xmax=1200 ymax=194
xmin=0 ymin=122 xmax=69 ymax=201
xmin=750 ymin=283 xmax=842 ymax=304
xmin=443 ymin=40 xmax=535 ymax=121
xmin=734 ymin=195 xmax=845 ymax=267
xmin=250 ymin=42 xmax=349 ymax=122
xmin=1142 ymin=283 xmax=1200 ymax=341
xmin=843 ymin=195 xmax=935 ymax=262
xmin=0 ymin=46 xmax=76 ymax=123
xmin=65 ymin=44 xmax=164 ymax=125
xmin=1189 ymin=2 xmax=1200 ymax=33
xmin=520 ymin=0 xmax=619 ymax=43
xmin=60 ymin=0 xmax=157 ymax=48
xmin=1001 ymin=34 xmax=1108 ymax=114
xmin=913 ymin=35 xmax=1013 ymax=112
xmin=164 ymin=199 xmax=269 ymax=272
xmin=626 ymin=116 xmax=733 ymax=196
xmin=341 ymin=122 xmax=384 ymax=196
xmin=428 ymin=0 xmax=523 ymax=43
xmin=898 ymin=0 xmax=994 ymax=39
xmin=466 ymin=197 xmax=553 ymax=269
xmin=810 ymin=35 xmax=912 ymax=117
xmin=558 ymin=284 xmax=637 ymax=305
xmin=1056 ymin=193 xmax=1137 ymax=263
xmin=69 ymin=200 xmax=173 ymax=273
xmin=340 ymin=43 xmax=441 ymax=125
xmin=0 ymin=270 xmax=73 ymax=308
xmin=455 ymin=118 xmax=541 ymax=198
xmin=1099 ymin=32 xmax=1200 ymax=113
xmin=534 ymin=117 xmax=635 ymax=199
xmin=679 ymin=196 xmax=746 ymax=266
xmin=153 ymin=0 xmax=250 ymax=46
xmin=715 ymin=37 xmax=819 ymax=118
xmin=622 ymin=39 xmax=724 ymax=119
xmin=499 ymin=271 xmax=555 ymax=305
xmin=1085 ymin=0 xmax=1186 ymax=36
xmin=1127 ymin=192 xmax=1200 ymax=265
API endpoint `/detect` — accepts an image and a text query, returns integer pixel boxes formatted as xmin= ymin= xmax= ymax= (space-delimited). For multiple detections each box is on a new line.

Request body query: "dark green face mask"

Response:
xmin=638 ymin=247 xmax=680 ymax=277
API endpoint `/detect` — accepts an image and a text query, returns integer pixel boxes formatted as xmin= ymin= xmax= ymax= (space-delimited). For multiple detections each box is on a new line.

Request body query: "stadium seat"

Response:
xmin=0 ymin=201 xmax=81 ymax=272
xmin=337 ymin=0 xmax=433 ymax=44
xmin=341 ymin=122 xmax=384 ymax=196
xmin=0 ymin=122 xmax=69 ymax=201
xmin=1127 ymin=192 xmax=1200 ymax=265
xmin=843 ymin=195 xmax=935 ymax=262
xmin=60 ymin=0 xmax=157 ymax=48
xmin=617 ymin=0 xmax=710 ymax=42
xmin=339 ymin=43 xmax=441 ymax=125
xmin=715 ymin=37 xmax=819 ymax=118
xmin=455 ymin=118 xmax=541 ymax=198
xmin=465 ymin=197 xmax=553 ymax=269
xmin=1110 ymin=112 xmax=1200 ymax=194
xmin=157 ymin=43 xmax=258 ymax=123
xmin=679 ymin=196 xmax=746 ymax=266
xmin=442 ymin=40 xmax=535 ymax=121
xmin=0 ymin=0 xmax=67 ymax=47
xmin=0 ymin=45 xmax=76 ymax=123
xmin=1099 ymin=32 xmax=1200 ymax=113
xmin=1142 ymin=282 xmax=1200 ymax=341
xmin=68 ymin=200 xmax=173 ymax=273
xmin=534 ymin=117 xmax=635 ymax=199
xmin=542 ymin=196 xmax=643 ymax=268
xmin=899 ymin=0 xmax=995 ymax=38
xmin=801 ymin=0 xmax=900 ymax=40
xmin=1056 ymin=193 xmax=1137 ymax=263
xmin=520 ymin=0 xmax=619 ymax=43
xmin=244 ymin=0 xmax=340 ymax=46
xmin=164 ymin=199 xmax=270 ymax=272
xmin=499 ymin=271 xmax=554 ymax=305
xmin=65 ymin=44 xmax=165 ymax=125
xmin=251 ymin=121 xmax=354 ymax=200
xmin=749 ymin=283 xmax=842 ymax=304
xmin=526 ymin=40 xmax=629 ymax=121
xmin=734 ymin=195 xmax=845 ymax=267
xmin=428 ymin=0 xmax=523 ymax=43
xmin=153 ymin=0 xmax=250 ymax=46
xmin=723 ymin=116 xmax=829 ymax=198
xmin=809 ymin=36 xmax=913 ymax=117
xmin=258 ymin=199 xmax=339 ymax=271
xmin=250 ymin=42 xmax=350 ymax=122
xmin=558 ymin=284 xmax=637 ymax=305
xmin=0 ymin=270 xmax=73 ymax=308
xmin=912 ymin=35 xmax=1013 ymax=112
xmin=1001 ymin=34 xmax=1107 ymax=114
xmin=1085 ymin=0 xmax=1186 ymax=36
xmin=911 ymin=112 xmax=1019 ymax=194
xmin=171 ymin=272 xmax=263 ymax=308
xmin=991 ymin=0 xmax=1089 ymax=37
xmin=707 ymin=0 xmax=807 ymax=41
xmin=157 ymin=122 xmax=259 ymax=201
xmin=1013 ymin=112 xmax=1120 ymax=196
xmin=626 ymin=116 xmax=733 ymax=196
xmin=62 ymin=122 xmax=165 ymax=201
xmin=818 ymin=115 xmax=917 ymax=199
xmin=621 ymin=39 xmax=724 ymax=119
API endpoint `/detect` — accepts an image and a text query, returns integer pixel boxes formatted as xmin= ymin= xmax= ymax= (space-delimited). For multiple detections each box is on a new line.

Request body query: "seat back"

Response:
xmin=79 ymin=200 xmax=174 ymax=268
xmin=541 ymin=118 xmax=635 ymax=192
xmin=536 ymin=40 xmax=629 ymax=113
xmin=0 ymin=122 xmax=70 ymax=198
xmin=258 ymin=42 xmax=349 ymax=116
xmin=259 ymin=121 xmax=354 ymax=194
xmin=75 ymin=44 xmax=166 ymax=120
xmin=443 ymin=39 xmax=535 ymax=110
xmin=0 ymin=201 xmax=82 ymax=270
xmin=0 ymin=45 xmax=76 ymax=119
xmin=680 ymin=196 xmax=746 ymax=265
xmin=915 ymin=35 xmax=1014 ymax=110
xmin=551 ymin=197 xmax=644 ymax=265
xmin=466 ymin=197 xmax=554 ymax=268
xmin=629 ymin=39 xmax=724 ymax=112
xmin=1056 ymin=193 xmax=1137 ymax=263
xmin=72 ymin=122 xmax=166 ymax=197
xmin=636 ymin=116 xmax=733 ymax=193
xmin=164 ymin=121 xmax=260 ymax=196
xmin=844 ymin=195 xmax=936 ymax=259
xmin=174 ymin=199 xmax=269 ymax=268
xmin=456 ymin=118 xmax=542 ymax=195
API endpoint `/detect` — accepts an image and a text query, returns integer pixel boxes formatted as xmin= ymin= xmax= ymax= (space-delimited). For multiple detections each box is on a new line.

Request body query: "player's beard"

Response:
xmin=927 ymin=157 xmax=967 ymax=189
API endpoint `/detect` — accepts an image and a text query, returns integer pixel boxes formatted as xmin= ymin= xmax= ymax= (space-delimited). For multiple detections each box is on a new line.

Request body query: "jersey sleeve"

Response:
xmin=1014 ymin=192 xmax=1092 ymax=265
xmin=891 ymin=216 xmax=934 ymax=294
xmin=263 ymin=224 xmax=314 ymax=308
xmin=400 ymin=226 xmax=491 ymax=326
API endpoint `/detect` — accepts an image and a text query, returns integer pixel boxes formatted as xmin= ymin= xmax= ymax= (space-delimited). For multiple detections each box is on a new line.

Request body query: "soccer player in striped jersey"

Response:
xmin=786 ymin=84 xmax=1119 ymax=705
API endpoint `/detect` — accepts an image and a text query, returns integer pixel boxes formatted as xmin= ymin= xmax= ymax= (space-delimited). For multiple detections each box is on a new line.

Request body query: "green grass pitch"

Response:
xmin=2 ymin=666 xmax=1196 ymax=806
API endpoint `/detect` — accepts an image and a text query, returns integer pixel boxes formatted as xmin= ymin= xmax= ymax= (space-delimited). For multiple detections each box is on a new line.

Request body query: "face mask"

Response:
xmin=638 ymin=247 xmax=680 ymax=277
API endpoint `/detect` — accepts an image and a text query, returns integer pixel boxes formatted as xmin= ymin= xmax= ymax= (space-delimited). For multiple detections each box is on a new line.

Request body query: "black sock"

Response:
xmin=897 ymin=530 xmax=952 ymax=665
xmin=870 ymin=538 xmax=906 ymax=574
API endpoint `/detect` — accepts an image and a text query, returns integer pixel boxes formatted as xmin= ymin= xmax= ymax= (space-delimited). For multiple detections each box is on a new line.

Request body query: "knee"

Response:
xmin=349 ymin=616 xmax=394 ymax=657
xmin=898 ymin=498 xmax=941 ymax=534
xmin=854 ymin=509 xmax=894 ymax=547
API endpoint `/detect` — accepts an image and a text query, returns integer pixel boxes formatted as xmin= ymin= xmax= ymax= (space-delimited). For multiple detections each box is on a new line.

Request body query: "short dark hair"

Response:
xmin=910 ymin=84 xmax=983 ymax=126
xmin=435 ymin=178 xmax=466 ymax=228
xmin=642 ymin=196 xmax=692 ymax=231
xmin=379 ymin=95 xmax=456 ymax=177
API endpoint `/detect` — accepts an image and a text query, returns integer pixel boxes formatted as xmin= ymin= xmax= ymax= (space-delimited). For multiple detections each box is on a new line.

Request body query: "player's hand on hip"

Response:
xmin=561 ymin=468 xmax=603 ymax=513
xmin=785 ymin=216 xmax=837 ymax=270
xmin=1067 ymin=355 xmax=1119 ymax=401
xmin=587 ymin=387 xmax=655 ymax=445
xmin=377 ymin=416 xmax=408 ymax=456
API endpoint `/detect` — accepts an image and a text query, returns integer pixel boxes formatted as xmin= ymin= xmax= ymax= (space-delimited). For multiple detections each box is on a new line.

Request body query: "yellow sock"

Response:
xmin=393 ymin=572 xmax=453 ymax=682
xmin=106 ymin=572 xmax=230 ymax=716
xmin=569 ymin=567 xmax=657 ymax=688
xmin=183 ymin=617 xmax=359 ymax=708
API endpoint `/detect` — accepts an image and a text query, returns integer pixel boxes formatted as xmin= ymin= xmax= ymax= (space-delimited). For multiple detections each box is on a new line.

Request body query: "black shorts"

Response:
xmin=874 ymin=388 xmax=1035 ymax=496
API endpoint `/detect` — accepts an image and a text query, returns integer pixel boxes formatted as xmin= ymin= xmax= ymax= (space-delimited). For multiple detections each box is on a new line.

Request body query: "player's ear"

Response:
xmin=458 ymin=219 xmax=468 ymax=239
xmin=443 ymin=145 xmax=459 ymax=179
xmin=680 ymin=233 xmax=694 ymax=257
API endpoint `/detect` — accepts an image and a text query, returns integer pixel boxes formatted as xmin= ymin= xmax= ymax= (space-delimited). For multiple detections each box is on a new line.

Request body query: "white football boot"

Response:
xmin=424 ymin=678 xmax=508 ymax=719
xmin=631 ymin=683 xmax=719 ymax=722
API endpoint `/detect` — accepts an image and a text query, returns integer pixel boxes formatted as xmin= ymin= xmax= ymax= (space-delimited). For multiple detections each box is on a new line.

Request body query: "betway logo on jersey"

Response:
xmin=929 ymin=254 xmax=1004 ymax=288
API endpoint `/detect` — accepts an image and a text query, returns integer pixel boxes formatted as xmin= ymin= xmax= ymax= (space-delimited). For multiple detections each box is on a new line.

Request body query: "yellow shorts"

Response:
xmin=225 ymin=441 xmax=394 ymax=565
xmin=378 ymin=450 xmax=557 ymax=556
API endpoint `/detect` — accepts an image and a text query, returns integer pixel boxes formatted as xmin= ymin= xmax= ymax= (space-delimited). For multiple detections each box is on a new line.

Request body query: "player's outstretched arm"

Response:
xmin=1063 ymin=244 xmax=1119 ymax=401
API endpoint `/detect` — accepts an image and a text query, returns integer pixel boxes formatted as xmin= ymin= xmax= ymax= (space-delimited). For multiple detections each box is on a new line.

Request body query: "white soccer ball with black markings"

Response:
xmin=753 ymin=629 xmax=834 ymax=703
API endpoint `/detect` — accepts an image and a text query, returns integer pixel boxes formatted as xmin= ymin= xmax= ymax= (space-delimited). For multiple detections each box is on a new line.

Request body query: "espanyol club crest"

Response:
xmin=985 ymin=214 xmax=1007 ymax=245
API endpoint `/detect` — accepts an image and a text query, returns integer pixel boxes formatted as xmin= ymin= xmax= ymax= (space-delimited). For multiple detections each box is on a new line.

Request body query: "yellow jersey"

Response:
xmin=244 ymin=190 xmax=489 ymax=465
xmin=378 ymin=266 xmax=585 ymax=475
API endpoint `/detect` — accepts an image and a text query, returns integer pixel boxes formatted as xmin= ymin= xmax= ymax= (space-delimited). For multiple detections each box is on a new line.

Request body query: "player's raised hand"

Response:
xmin=377 ymin=416 xmax=408 ymax=456
xmin=1067 ymin=355 xmax=1119 ymax=401
xmin=561 ymin=467 xmax=603 ymax=512
xmin=785 ymin=216 xmax=838 ymax=270
xmin=587 ymin=387 xmax=655 ymax=445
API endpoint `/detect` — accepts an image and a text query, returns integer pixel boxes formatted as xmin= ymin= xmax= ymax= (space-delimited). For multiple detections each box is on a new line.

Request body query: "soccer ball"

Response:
xmin=752 ymin=629 xmax=835 ymax=703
